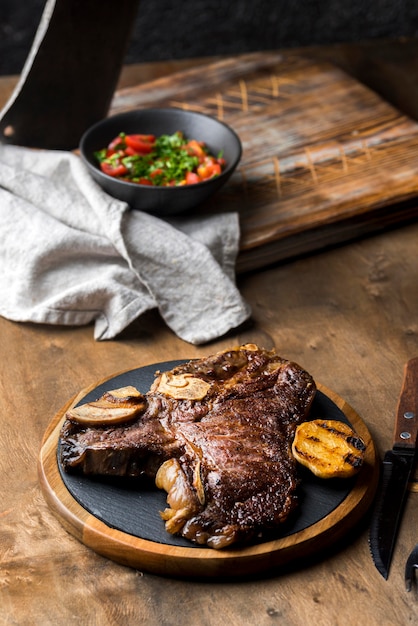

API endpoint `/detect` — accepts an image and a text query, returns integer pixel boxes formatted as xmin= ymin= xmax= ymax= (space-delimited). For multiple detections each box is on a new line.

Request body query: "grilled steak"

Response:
xmin=59 ymin=344 xmax=316 ymax=549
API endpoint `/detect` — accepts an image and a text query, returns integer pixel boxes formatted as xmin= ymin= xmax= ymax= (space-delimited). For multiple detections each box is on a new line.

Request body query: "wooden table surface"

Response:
xmin=1 ymin=39 xmax=418 ymax=625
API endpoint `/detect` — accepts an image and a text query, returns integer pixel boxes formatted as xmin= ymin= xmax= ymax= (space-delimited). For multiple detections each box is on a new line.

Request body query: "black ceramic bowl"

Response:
xmin=79 ymin=108 xmax=242 ymax=216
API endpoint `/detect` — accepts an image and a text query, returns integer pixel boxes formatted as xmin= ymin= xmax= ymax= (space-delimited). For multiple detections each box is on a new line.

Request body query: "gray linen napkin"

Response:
xmin=0 ymin=145 xmax=251 ymax=344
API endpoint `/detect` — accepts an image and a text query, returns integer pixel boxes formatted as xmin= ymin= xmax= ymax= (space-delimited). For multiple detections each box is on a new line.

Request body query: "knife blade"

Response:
xmin=369 ymin=357 xmax=418 ymax=579
xmin=0 ymin=0 xmax=140 ymax=149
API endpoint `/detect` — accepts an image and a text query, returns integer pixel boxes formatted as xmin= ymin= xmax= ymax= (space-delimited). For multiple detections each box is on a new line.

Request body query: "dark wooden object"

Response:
xmin=110 ymin=52 xmax=418 ymax=272
xmin=0 ymin=0 xmax=140 ymax=150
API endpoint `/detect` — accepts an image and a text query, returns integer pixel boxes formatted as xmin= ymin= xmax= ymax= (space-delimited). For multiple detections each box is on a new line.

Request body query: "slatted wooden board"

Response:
xmin=38 ymin=362 xmax=378 ymax=579
xmin=110 ymin=52 xmax=418 ymax=272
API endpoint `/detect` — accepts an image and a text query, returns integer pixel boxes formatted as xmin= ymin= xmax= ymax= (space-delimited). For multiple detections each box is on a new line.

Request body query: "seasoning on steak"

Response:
xmin=59 ymin=344 xmax=316 ymax=549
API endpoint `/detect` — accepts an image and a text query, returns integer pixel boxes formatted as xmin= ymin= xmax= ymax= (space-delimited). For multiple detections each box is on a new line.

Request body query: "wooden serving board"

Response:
xmin=38 ymin=362 xmax=379 ymax=579
xmin=109 ymin=52 xmax=418 ymax=272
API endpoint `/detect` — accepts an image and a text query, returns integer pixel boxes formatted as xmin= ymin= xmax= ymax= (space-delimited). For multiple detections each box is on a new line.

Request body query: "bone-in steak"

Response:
xmin=59 ymin=344 xmax=316 ymax=549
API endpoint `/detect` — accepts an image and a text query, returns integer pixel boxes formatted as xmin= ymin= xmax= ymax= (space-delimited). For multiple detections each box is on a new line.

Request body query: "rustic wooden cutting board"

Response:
xmin=38 ymin=362 xmax=378 ymax=579
xmin=110 ymin=52 xmax=418 ymax=272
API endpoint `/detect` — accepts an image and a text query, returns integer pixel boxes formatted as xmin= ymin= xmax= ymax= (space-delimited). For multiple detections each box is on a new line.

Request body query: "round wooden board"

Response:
xmin=38 ymin=364 xmax=379 ymax=579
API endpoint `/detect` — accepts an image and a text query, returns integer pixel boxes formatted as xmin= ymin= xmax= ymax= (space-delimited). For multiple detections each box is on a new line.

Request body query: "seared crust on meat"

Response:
xmin=59 ymin=344 xmax=316 ymax=549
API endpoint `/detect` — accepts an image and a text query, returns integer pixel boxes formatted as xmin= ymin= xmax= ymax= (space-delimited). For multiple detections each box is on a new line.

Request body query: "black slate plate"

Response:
xmin=57 ymin=360 xmax=356 ymax=549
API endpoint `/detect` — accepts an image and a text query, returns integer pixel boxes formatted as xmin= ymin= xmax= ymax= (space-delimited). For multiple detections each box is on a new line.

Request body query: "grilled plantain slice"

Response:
xmin=292 ymin=419 xmax=366 ymax=479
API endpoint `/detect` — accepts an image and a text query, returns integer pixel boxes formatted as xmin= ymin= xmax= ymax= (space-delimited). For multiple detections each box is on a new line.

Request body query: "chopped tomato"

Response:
xmin=184 ymin=139 xmax=206 ymax=159
xmin=197 ymin=159 xmax=222 ymax=180
xmin=107 ymin=135 xmax=126 ymax=151
xmin=100 ymin=161 xmax=128 ymax=177
xmin=185 ymin=171 xmax=201 ymax=185
xmin=124 ymin=146 xmax=140 ymax=156
xmin=125 ymin=134 xmax=156 ymax=154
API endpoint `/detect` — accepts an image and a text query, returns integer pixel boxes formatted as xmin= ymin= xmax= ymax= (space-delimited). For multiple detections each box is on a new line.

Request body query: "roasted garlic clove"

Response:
xmin=154 ymin=372 xmax=211 ymax=400
xmin=102 ymin=385 xmax=144 ymax=403
xmin=66 ymin=386 xmax=146 ymax=426
xmin=156 ymin=458 xmax=201 ymax=534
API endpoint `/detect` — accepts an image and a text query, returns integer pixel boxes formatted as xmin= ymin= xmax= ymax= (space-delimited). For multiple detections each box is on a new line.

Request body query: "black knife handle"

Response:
xmin=394 ymin=357 xmax=418 ymax=450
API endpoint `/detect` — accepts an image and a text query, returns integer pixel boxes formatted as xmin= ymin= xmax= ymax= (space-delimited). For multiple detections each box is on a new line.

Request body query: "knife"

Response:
xmin=369 ymin=357 xmax=418 ymax=579
xmin=0 ymin=0 xmax=140 ymax=149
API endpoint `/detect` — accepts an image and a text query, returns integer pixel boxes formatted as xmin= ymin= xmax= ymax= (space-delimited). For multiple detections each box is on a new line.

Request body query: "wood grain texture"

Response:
xmin=38 ymin=381 xmax=378 ymax=578
xmin=109 ymin=52 xmax=418 ymax=272
xmin=2 ymin=43 xmax=418 ymax=626
xmin=2 ymin=218 xmax=418 ymax=623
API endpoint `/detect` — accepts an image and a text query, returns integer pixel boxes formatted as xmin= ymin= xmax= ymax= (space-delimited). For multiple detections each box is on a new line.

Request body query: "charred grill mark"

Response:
xmin=347 ymin=435 xmax=367 ymax=451
xmin=316 ymin=421 xmax=347 ymax=436
xmin=314 ymin=422 xmax=366 ymax=451
xmin=293 ymin=446 xmax=315 ymax=460
xmin=345 ymin=453 xmax=364 ymax=468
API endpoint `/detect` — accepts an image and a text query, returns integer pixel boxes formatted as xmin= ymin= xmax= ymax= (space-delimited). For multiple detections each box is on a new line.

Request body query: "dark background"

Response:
xmin=1 ymin=0 xmax=418 ymax=76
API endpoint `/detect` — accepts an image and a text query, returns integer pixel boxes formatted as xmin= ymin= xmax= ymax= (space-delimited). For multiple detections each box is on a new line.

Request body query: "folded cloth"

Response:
xmin=0 ymin=145 xmax=251 ymax=344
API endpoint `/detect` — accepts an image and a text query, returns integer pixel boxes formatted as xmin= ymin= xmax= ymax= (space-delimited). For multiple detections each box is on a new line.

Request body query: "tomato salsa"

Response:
xmin=94 ymin=131 xmax=226 ymax=186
